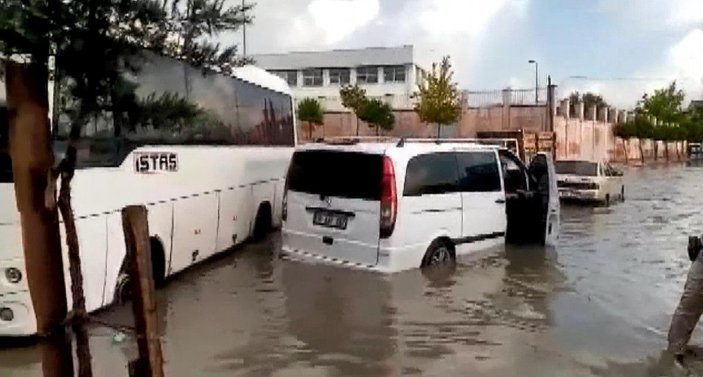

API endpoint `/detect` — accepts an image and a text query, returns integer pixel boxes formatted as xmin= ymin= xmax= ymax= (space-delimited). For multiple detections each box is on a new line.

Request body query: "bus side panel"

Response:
xmin=170 ymin=193 xmax=219 ymax=274
xmin=103 ymin=212 xmax=127 ymax=307
xmin=217 ymin=186 xmax=254 ymax=251
xmin=61 ymin=216 xmax=108 ymax=312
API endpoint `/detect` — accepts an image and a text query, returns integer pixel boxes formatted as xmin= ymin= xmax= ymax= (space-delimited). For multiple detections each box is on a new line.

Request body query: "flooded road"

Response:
xmin=4 ymin=163 xmax=703 ymax=376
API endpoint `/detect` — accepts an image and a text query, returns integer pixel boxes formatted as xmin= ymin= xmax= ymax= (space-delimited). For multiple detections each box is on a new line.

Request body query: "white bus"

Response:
xmin=0 ymin=53 xmax=297 ymax=336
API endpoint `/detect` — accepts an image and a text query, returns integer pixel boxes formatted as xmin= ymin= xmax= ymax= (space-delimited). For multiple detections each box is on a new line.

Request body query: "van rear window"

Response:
xmin=287 ymin=150 xmax=383 ymax=200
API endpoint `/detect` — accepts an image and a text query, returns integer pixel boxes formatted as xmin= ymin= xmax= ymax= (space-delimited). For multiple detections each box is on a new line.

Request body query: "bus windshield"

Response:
xmin=555 ymin=161 xmax=598 ymax=176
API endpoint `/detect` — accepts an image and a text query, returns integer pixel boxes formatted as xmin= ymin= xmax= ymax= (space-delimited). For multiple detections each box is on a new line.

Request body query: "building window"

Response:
xmin=302 ymin=69 xmax=323 ymax=87
xmin=356 ymin=66 xmax=378 ymax=84
xmin=329 ymin=68 xmax=350 ymax=85
xmin=272 ymin=70 xmax=298 ymax=87
xmin=384 ymin=66 xmax=406 ymax=83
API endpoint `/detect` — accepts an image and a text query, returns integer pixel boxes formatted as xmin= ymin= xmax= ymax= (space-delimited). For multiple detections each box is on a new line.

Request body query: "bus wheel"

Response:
xmin=115 ymin=272 xmax=132 ymax=304
xmin=252 ymin=203 xmax=272 ymax=241
xmin=114 ymin=237 xmax=166 ymax=304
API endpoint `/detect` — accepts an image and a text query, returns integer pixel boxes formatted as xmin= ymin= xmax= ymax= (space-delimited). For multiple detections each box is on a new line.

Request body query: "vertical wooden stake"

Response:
xmin=121 ymin=205 xmax=164 ymax=377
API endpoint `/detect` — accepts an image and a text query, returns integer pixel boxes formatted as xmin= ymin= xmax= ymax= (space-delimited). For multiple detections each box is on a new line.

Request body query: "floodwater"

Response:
xmin=3 ymin=163 xmax=703 ymax=377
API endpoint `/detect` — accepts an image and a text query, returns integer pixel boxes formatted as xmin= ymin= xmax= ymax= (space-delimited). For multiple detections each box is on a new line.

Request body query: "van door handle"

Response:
xmin=495 ymin=199 xmax=506 ymax=204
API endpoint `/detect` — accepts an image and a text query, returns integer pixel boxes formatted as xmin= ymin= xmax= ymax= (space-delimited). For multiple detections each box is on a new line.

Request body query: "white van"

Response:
xmin=281 ymin=138 xmax=559 ymax=273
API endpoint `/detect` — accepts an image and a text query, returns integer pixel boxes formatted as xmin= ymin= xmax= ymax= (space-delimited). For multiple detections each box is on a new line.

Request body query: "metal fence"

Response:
xmin=463 ymin=87 xmax=549 ymax=108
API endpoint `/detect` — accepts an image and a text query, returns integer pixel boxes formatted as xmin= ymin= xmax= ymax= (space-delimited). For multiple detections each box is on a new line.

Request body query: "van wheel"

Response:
xmin=421 ymin=239 xmax=456 ymax=268
xmin=252 ymin=203 xmax=272 ymax=241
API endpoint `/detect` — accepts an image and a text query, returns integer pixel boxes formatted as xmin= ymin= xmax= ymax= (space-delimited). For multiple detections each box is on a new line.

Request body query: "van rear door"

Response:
xmin=283 ymin=149 xmax=383 ymax=267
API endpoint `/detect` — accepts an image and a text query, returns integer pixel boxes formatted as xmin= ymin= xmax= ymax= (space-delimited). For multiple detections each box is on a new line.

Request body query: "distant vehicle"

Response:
xmin=556 ymin=160 xmax=624 ymax=206
xmin=0 ymin=53 xmax=297 ymax=337
xmin=476 ymin=130 xmax=556 ymax=164
xmin=687 ymin=143 xmax=703 ymax=163
xmin=281 ymin=137 xmax=560 ymax=273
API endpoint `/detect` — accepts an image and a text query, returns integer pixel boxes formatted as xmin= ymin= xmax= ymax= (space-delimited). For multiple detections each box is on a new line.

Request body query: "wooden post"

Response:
xmin=40 ymin=330 xmax=76 ymax=377
xmin=121 ymin=205 xmax=164 ymax=377
xmin=5 ymin=61 xmax=68 ymax=336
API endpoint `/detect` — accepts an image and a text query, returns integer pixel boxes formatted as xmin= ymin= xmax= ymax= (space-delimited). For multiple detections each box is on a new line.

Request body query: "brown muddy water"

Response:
xmin=3 ymin=164 xmax=703 ymax=377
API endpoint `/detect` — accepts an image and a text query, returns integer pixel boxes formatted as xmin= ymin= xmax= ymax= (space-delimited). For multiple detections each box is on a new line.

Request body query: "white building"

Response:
xmin=251 ymin=45 xmax=428 ymax=112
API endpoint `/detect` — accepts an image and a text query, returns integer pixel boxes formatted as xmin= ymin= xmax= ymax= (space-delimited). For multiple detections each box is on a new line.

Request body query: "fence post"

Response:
xmin=121 ymin=205 xmax=164 ymax=377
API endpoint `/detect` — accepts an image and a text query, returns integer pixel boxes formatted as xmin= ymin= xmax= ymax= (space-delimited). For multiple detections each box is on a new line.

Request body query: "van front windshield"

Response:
xmin=555 ymin=161 xmax=598 ymax=176
xmin=287 ymin=150 xmax=383 ymax=200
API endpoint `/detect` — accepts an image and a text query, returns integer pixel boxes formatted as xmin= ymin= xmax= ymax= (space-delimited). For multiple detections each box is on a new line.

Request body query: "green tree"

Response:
xmin=297 ymin=98 xmax=325 ymax=140
xmin=683 ymin=106 xmax=703 ymax=143
xmin=359 ymin=99 xmax=395 ymax=136
xmin=414 ymin=56 xmax=462 ymax=138
xmin=638 ymin=81 xmax=686 ymax=124
xmin=340 ymin=84 xmax=367 ymax=136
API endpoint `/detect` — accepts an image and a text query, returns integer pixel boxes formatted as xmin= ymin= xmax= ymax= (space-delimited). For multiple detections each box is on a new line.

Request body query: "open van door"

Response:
xmin=528 ymin=152 xmax=560 ymax=246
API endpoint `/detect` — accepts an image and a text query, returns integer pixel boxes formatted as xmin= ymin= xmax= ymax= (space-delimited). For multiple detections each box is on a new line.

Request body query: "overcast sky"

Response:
xmin=230 ymin=0 xmax=703 ymax=108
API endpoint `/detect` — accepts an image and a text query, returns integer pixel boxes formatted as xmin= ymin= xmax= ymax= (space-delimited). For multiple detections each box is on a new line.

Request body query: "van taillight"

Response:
xmin=380 ymin=156 xmax=397 ymax=239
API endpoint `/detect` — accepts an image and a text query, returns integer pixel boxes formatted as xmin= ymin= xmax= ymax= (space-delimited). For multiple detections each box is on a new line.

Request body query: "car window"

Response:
xmin=555 ymin=161 xmax=598 ymax=176
xmin=498 ymin=150 xmax=528 ymax=193
xmin=286 ymin=150 xmax=383 ymax=200
xmin=455 ymin=151 xmax=501 ymax=192
xmin=403 ymin=153 xmax=459 ymax=196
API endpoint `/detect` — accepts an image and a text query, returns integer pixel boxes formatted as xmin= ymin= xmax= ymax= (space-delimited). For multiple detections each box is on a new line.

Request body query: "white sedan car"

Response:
xmin=556 ymin=160 xmax=624 ymax=206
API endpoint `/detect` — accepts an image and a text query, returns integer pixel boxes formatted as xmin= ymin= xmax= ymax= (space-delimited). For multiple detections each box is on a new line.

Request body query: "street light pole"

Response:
xmin=242 ymin=0 xmax=247 ymax=57
xmin=528 ymin=60 xmax=538 ymax=103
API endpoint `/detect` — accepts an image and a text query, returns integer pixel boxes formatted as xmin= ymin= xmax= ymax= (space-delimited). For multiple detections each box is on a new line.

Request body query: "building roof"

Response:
xmin=231 ymin=65 xmax=292 ymax=95
xmin=251 ymin=45 xmax=415 ymax=71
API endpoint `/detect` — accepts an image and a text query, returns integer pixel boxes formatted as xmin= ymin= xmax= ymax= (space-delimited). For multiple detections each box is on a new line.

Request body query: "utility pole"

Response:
xmin=242 ymin=0 xmax=247 ymax=57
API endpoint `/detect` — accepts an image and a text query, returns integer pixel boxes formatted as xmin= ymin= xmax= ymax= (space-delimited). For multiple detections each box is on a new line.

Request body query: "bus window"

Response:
xmin=53 ymin=52 xmax=296 ymax=168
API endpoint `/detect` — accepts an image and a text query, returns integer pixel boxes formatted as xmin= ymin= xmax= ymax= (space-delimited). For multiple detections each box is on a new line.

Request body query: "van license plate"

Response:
xmin=313 ymin=211 xmax=348 ymax=229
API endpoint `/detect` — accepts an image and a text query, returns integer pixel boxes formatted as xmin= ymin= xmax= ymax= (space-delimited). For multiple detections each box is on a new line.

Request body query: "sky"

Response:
xmin=230 ymin=0 xmax=703 ymax=109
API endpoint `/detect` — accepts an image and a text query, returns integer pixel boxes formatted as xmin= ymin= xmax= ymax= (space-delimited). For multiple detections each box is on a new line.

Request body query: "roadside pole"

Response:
xmin=122 ymin=205 xmax=165 ymax=377
xmin=5 ymin=61 xmax=68 ymax=336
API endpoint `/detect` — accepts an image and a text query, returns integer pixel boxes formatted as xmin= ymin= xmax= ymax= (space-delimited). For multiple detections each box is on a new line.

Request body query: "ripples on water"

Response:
xmin=3 ymin=164 xmax=703 ymax=377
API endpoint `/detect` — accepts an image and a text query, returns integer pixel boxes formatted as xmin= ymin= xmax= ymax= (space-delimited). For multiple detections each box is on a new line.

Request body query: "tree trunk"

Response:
xmin=355 ymin=115 xmax=359 ymax=136
xmin=622 ymin=139 xmax=629 ymax=164
xmin=6 ymin=61 xmax=68 ymax=336
xmin=665 ymin=142 xmax=670 ymax=161
xmin=376 ymin=125 xmax=379 ymax=137
xmin=57 ymin=146 xmax=93 ymax=377
xmin=638 ymin=139 xmax=645 ymax=164
xmin=654 ymin=142 xmax=658 ymax=161
xmin=437 ymin=124 xmax=441 ymax=139
xmin=308 ymin=122 xmax=312 ymax=141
